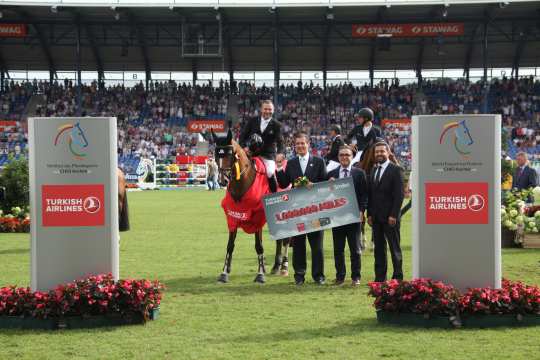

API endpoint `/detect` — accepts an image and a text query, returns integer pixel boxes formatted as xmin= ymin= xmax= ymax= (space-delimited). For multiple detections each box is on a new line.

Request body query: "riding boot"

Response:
xmin=268 ymin=174 xmax=278 ymax=193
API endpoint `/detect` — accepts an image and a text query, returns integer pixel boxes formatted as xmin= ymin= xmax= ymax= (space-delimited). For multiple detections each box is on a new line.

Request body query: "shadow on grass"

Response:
xmin=163 ymin=274 xmax=364 ymax=296
xmin=0 ymin=248 xmax=28 ymax=255
xmin=219 ymin=318 xmax=426 ymax=345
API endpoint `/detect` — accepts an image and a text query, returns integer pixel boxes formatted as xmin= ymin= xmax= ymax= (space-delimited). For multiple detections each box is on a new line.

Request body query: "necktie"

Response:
xmin=375 ymin=165 xmax=382 ymax=184
xmin=300 ymin=157 xmax=307 ymax=174
xmin=518 ymin=167 xmax=524 ymax=178
xmin=343 ymin=168 xmax=349 ymax=178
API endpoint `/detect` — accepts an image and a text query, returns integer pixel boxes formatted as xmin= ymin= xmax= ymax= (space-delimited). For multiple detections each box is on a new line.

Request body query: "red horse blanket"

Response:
xmin=221 ymin=157 xmax=269 ymax=233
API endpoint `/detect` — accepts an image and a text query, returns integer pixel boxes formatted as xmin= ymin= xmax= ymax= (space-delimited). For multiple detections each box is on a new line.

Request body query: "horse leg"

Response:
xmin=254 ymin=230 xmax=266 ymax=283
xmin=218 ymin=229 xmax=237 ymax=283
xmin=280 ymin=238 xmax=290 ymax=276
xmin=271 ymin=239 xmax=283 ymax=275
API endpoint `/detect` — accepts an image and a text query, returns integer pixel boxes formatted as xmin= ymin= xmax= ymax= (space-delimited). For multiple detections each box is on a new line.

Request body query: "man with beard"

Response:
xmin=239 ymin=100 xmax=284 ymax=192
xmin=367 ymin=141 xmax=405 ymax=282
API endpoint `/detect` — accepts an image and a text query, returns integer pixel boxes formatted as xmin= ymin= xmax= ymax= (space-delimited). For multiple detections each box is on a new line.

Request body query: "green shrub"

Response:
xmin=0 ymin=156 xmax=29 ymax=213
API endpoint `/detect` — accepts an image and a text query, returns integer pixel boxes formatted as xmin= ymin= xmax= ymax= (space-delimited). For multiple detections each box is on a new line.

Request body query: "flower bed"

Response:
xmin=0 ymin=274 xmax=163 ymax=330
xmin=368 ymin=278 xmax=540 ymax=328
xmin=0 ymin=207 xmax=30 ymax=233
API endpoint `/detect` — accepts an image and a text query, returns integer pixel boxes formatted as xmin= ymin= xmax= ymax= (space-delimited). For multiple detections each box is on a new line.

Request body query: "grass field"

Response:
xmin=1 ymin=190 xmax=539 ymax=360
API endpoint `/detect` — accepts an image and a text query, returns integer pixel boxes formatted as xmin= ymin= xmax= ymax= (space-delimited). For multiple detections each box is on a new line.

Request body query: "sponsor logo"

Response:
xmin=226 ymin=210 xmax=248 ymax=220
xmin=0 ymin=24 xmax=27 ymax=37
xmin=439 ymin=120 xmax=474 ymax=159
xmin=311 ymin=219 xmax=321 ymax=229
xmin=296 ymin=223 xmax=305 ymax=232
xmin=187 ymin=120 xmax=225 ymax=133
xmin=54 ymin=122 xmax=89 ymax=160
xmin=425 ymin=182 xmax=488 ymax=224
xmin=42 ymin=184 xmax=105 ymax=227
xmin=468 ymin=194 xmax=485 ymax=212
xmin=319 ymin=217 xmax=331 ymax=226
xmin=281 ymin=194 xmax=289 ymax=202
xmin=83 ymin=196 xmax=101 ymax=214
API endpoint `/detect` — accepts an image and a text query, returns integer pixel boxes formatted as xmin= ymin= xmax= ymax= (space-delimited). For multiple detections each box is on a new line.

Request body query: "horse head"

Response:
xmin=212 ymin=128 xmax=253 ymax=188
xmin=71 ymin=122 xmax=89 ymax=148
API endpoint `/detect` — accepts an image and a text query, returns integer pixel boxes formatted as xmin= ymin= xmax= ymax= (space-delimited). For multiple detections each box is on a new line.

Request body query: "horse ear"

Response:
xmin=226 ymin=128 xmax=232 ymax=144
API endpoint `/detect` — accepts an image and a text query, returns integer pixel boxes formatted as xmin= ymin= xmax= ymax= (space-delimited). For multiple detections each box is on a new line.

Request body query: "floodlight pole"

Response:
xmin=272 ymin=9 xmax=280 ymax=108
xmin=76 ymin=20 xmax=82 ymax=117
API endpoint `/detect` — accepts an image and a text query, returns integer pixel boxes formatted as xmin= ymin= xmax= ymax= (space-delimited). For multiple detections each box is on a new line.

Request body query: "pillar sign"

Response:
xmin=29 ymin=117 xmax=118 ymax=291
xmin=412 ymin=115 xmax=501 ymax=291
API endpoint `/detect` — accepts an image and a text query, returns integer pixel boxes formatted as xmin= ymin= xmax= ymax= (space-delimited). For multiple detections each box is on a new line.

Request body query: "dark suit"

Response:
xmin=239 ymin=117 xmax=284 ymax=159
xmin=325 ymin=135 xmax=345 ymax=164
xmin=512 ymin=165 xmax=538 ymax=191
xmin=346 ymin=125 xmax=382 ymax=153
xmin=367 ymin=161 xmax=405 ymax=282
xmin=328 ymin=166 xmax=368 ymax=281
xmin=277 ymin=154 xmax=327 ymax=282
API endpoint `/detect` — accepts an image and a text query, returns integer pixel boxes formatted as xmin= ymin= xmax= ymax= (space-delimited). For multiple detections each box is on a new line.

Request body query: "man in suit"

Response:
xmin=325 ymin=124 xmax=345 ymax=172
xmin=367 ymin=141 xmax=405 ymax=282
xmin=512 ymin=152 xmax=538 ymax=202
xmin=327 ymin=145 xmax=368 ymax=286
xmin=346 ymin=107 xmax=382 ymax=164
xmin=239 ymin=99 xmax=284 ymax=192
xmin=277 ymin=132 xmax=328 ymax=285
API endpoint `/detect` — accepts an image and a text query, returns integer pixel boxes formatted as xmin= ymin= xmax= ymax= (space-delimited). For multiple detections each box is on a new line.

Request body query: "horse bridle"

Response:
xmin=215 ymin=144 xmax=235 ymax=182
xmin=214 ymin=144 xmax=250 ymax=182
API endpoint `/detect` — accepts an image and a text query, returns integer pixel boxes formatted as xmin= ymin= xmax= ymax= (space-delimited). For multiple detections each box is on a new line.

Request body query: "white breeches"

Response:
xmin=262 ymin=158 xmax=276 ymax=178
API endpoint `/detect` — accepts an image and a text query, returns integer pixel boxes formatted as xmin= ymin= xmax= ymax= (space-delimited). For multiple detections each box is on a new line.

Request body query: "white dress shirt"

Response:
xmin=299 ymin=154 xmax=309 ymax=174
xmin=362 ymin=124 xmax=372 ymax=137
xmin=260 ymin=117 xmax=271 ymax=133
xmin=340 ymin=165 xmax=352 ymax=179
xmin=374 ymin=159 xmax=391 ymax=182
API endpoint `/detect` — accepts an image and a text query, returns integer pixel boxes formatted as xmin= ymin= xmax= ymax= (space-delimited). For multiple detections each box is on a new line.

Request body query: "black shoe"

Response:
xmin=295 ymin=278 xmax=305 ymax=286
xmin=351 ymin=278 xmax=361 ymax=286
xmin=314 ymin=278 xmax=326 ymax=285
xmin=333 ymin=279 xmax=345 ymax=286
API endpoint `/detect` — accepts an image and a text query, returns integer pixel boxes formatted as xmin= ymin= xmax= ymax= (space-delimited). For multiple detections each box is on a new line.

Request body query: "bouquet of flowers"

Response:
xmin=293 ymin=176 xmax=310 ymax=188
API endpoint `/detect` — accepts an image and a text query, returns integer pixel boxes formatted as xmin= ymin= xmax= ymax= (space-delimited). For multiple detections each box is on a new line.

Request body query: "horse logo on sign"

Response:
xmin=54 ymin=122 xmax=89 ymax=160
xmin=439 ymin=120 xmax=474 ymax=159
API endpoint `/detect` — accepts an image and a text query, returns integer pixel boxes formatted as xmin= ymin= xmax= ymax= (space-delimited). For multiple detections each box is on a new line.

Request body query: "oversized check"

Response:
xmin=262 ymin=177 xmax=361 ymax=240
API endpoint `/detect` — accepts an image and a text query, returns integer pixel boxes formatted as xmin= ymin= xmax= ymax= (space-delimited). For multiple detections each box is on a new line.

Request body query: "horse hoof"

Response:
xmin=217 ymin=273 xmax=229 ymax=283
xmin=254 ymin=273 xmax=266 ymax=284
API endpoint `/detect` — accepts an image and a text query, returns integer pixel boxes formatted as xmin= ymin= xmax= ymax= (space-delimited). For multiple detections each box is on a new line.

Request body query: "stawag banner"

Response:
xmin=263 ymin=177 xmax=360 ymax=240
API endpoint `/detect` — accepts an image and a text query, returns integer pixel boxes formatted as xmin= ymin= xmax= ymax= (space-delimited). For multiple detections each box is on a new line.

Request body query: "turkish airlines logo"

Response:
xmin=281 ymin=194 xmax=289 ymax=202
xmin=42 ymin=184 xmax=105 ymax=227
xmin=83 ymin=196 xmax=101 ymax=214
xmin=468 ymin=194 xmax=485 ymax=212
xmin=425 ymin=182 xmax=488 ymax=224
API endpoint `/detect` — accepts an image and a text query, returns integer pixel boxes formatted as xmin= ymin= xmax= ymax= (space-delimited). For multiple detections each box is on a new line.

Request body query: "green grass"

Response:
xmin=1 ymin=190 xmax=539 ymax=360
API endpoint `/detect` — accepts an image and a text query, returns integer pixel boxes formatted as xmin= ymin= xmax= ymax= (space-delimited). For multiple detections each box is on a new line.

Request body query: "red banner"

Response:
xmin=352 ymin=23 xmax=464 ymax=38
xmin=425 ymin=182 xmax=488 ymax=225
xmin=0 ymin=24 xmax=27 ymax=38
xmin=381 ymin=119 xmax=411 ymax=128
xmin=187 ymin=120 xmax=225 ymax=133
xmin=41 ymin=184 xmax=105 ymax=227
xmin=176 ymin=155 xmax=207 ymax=165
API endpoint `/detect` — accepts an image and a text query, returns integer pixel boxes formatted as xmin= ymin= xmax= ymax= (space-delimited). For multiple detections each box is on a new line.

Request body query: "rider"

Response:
xmin=345 ymin=107 xmax=381 ymax=164
xmin=239 ymin=99 xmax=284 ymax=192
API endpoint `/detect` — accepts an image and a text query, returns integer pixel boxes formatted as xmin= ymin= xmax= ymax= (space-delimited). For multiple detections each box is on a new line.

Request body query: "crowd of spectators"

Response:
xmin=3 ymin=76 xmax=540 ymax=170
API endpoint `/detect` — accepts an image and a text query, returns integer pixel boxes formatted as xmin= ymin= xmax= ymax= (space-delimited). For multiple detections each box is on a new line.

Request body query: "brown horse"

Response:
xmin=212 ymin=129 xmax=268 ymax=284
xmin=117 ymin=168 xmax=130 ymax=232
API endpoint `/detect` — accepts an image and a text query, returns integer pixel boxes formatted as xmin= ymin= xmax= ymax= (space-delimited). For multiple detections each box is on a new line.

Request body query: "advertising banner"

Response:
xmin=187 ymin=120 xmax=225 ymax=133
xmin=29 ymin=117 xmax=118 ymax=291
xmin=412 ymin=115 xmax=501 ymax=291
xmin=352 ymin=23 xmax=464 ymax=38
xmin=263 ymin=177 xmax=360 ymax=240
xmin=0 ymin=24 xmax=27 ymax=37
